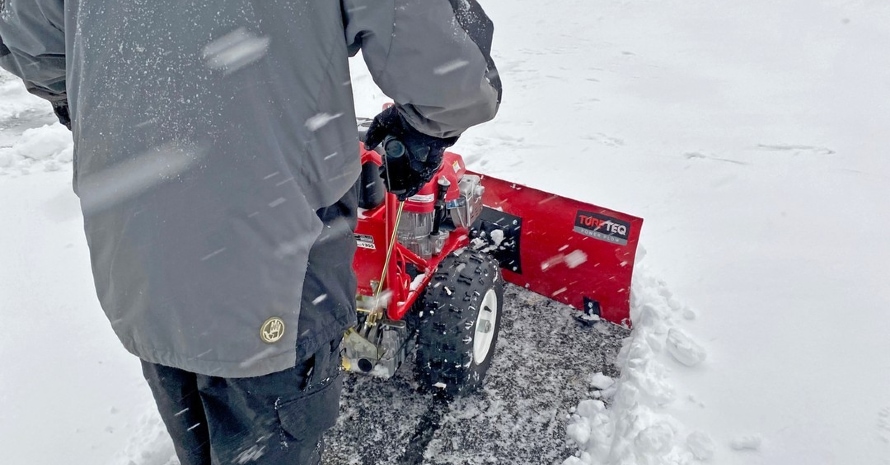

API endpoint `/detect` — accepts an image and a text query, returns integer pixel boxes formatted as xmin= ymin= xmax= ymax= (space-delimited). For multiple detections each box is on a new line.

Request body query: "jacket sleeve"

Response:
xmin=343 ymin=0 xmax=502 ymax=138
xmin=0 ymin=0 xmax=68 ymax=104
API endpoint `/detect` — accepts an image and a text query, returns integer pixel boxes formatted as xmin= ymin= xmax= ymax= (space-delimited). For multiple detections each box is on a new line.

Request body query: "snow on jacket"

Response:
xmin=0 ymin=0 xmax=501 ymax=377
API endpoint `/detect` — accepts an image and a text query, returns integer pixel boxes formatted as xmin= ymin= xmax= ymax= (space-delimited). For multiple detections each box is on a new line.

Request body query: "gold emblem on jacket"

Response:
xmin=260 ymin=317 xmax=285 ymax=343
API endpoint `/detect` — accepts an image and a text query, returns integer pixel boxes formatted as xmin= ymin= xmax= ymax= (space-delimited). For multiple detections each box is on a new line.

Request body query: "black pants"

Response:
xmin=141 ymin=340 xmax=342 ymax=465
xmin=142 ymin=189 xmax=358 ymax=465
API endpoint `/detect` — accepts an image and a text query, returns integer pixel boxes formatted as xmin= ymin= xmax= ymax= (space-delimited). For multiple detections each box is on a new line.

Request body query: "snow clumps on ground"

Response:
xmin=0 ymin=123 xmax=73 ymax=174
xmin=111 ymin=408 xmax=178 ymax=465
xmin=563 ymin=251 xmax=716 ymax=465
xmin=0 ymin=70 xmax=73 ymax=175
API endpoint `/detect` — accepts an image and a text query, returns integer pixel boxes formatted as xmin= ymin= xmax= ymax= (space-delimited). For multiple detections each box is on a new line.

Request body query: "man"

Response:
xmin=0 ymin=0 xmax=500 ymax=463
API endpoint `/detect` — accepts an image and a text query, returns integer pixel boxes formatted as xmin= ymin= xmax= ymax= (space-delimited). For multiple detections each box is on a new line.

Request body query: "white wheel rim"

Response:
xmin=473 ymin=288 xmax=499 ymax=364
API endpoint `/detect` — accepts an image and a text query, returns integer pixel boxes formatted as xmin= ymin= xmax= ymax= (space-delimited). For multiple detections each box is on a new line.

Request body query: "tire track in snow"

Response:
xmin=396 ymin=398 xmax=449 ymax=465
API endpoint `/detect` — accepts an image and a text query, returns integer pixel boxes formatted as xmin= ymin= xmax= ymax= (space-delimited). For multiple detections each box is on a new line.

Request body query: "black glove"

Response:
xmin=364 ymin=106 xmax=457 ymax=200
xmin=51 ymin=101 xmax=72 ymax=131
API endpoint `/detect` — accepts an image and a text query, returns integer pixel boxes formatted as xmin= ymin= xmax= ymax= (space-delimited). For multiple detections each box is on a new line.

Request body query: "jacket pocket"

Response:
xmin=276 ymin=373 xmax=342 ymax=443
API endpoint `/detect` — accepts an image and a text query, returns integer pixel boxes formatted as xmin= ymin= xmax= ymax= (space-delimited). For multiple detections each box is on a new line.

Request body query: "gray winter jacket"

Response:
xmin=0 ymin=0 xmax=500 ymax=377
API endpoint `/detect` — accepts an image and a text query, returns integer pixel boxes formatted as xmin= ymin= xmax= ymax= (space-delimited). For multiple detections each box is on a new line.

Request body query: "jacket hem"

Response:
xmin=122 ymin=340 xmax=300 ymax=379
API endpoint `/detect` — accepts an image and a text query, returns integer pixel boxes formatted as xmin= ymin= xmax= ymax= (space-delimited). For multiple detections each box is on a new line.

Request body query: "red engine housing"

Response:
xmin=352 ymin=146 xmax=471 ymax=322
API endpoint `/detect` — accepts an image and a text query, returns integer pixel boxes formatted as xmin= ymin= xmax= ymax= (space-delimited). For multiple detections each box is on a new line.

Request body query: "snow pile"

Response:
xmin=0 ymin=71 xmax=44 ymax=121
xmin=0 ymin=123 xmax=73 ymax=174
xmin=665 ymin=329 xmax=706 ymax=368
xmin=564 ymin=254 xmax=711 ymax=465
xmin=729 ymin=435 xmax=763 ymax=452
xmin=0 ymin=70 xmax=72 ymax=175
xmin=111 ymin=409 xmax=178 ymax=465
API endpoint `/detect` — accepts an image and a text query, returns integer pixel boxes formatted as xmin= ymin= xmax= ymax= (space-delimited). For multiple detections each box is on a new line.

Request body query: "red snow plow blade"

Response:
xmin=470 ymin=173 xmax=643 ymax=326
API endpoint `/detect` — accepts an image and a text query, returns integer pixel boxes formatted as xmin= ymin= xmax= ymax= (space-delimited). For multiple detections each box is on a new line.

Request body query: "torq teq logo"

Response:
xmin=574 ymin=211 xmax=630 ymax=246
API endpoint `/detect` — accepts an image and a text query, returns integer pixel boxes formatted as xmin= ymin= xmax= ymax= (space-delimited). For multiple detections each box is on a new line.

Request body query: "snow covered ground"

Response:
xmin=3 ymin=0 xmax=890 ymax=464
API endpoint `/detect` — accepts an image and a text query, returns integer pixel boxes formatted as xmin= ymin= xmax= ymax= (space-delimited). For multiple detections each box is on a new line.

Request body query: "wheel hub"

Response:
xmin=473 ymin=289 xmax=499 ymax=364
